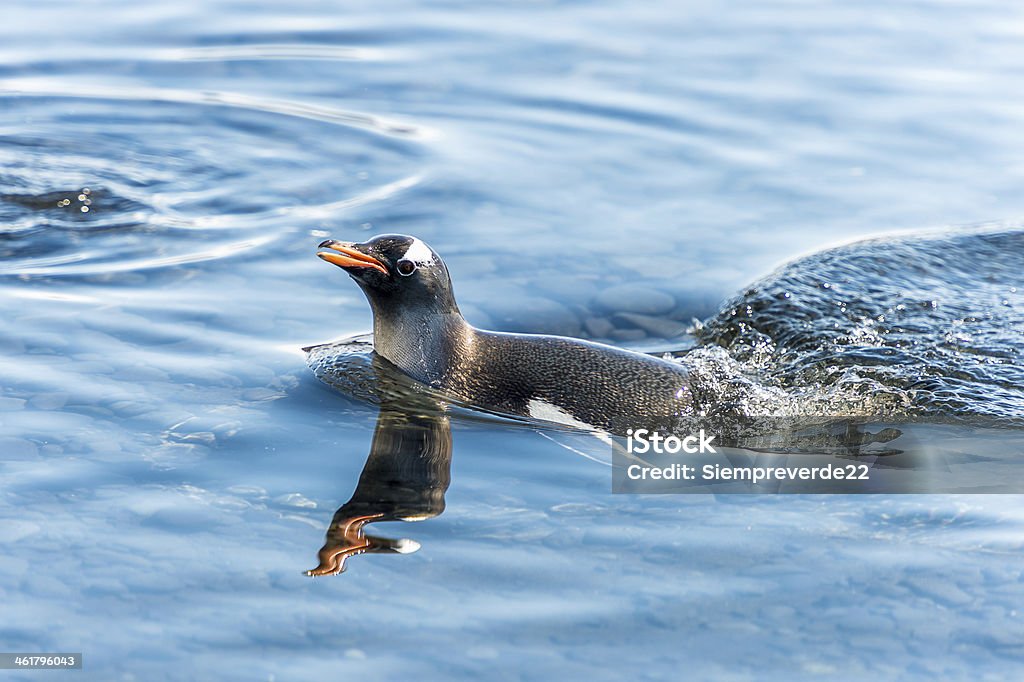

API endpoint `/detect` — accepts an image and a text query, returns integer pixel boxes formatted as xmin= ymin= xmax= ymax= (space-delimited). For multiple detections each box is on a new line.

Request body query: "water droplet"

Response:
xmin=78 ymin=194 xmax=87 ymax=201
xmin=80 ymin=206 xmax=89 ymax=213
xmin=81 ymin=187 xmax=91 ymax=194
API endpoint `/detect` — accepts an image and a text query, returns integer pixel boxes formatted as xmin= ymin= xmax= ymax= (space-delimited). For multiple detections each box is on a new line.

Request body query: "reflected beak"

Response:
xmin=317 ymin=239 xmax=389 ymax=275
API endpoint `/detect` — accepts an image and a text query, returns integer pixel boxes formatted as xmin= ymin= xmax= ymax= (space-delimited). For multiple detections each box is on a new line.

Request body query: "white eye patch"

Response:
xmin=402 ymin=238 xmax=435 ymax=266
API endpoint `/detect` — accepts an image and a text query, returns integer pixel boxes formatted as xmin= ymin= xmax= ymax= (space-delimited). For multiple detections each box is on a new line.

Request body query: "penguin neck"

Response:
xmin=369 ymin=304 xmax=473 ymax=387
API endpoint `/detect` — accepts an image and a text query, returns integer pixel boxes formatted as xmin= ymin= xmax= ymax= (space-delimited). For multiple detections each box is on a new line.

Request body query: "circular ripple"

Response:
xmin=0 ymin=89 xmax=427 ymax=276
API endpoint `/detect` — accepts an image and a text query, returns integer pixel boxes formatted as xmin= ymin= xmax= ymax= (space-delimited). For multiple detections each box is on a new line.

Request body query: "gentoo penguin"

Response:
xmin=317 ymin=234 xmax=694 ymax=433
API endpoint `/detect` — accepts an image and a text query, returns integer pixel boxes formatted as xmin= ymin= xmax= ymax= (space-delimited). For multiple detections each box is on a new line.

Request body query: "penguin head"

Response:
xmin=317 ymin=234 xmax=459 ymax=315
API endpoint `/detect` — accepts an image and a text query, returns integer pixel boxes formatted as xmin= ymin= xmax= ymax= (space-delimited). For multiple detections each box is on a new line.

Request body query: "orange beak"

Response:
xmin=317 ymin=240 xmax=389 ymax=276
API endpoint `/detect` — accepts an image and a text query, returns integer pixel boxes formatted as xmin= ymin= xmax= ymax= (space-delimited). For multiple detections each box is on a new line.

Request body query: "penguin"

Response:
xmin=316 ymin=234 xmax=694 ymax=434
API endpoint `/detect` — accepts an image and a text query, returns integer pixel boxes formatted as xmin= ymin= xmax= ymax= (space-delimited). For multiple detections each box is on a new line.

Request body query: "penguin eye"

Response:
xmin=396 ymin=259 xmax=417 ymax=277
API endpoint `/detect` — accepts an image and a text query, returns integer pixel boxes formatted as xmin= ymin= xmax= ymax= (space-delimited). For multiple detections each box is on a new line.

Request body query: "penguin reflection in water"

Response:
xmin=305 ymin=372 xmax=452 ymax=577
xmin=315 ymin=234 xmax=695 ymax=434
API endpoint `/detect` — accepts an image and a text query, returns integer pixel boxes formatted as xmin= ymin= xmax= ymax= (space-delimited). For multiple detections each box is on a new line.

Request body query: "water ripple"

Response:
xmin=0 ymin=84 xmax=428 ymax=277
xmin=155 ymin=43 xmax=393 ymax=62
xmin=0 ymin=79 xmax=433 ymax=139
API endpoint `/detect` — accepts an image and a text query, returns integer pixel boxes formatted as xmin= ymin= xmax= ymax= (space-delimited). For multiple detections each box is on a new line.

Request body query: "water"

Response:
xmin=3 ymin=0 xmax=1024 ymax=679
xmin=695 ymin=225 xmax=1024 ymax=423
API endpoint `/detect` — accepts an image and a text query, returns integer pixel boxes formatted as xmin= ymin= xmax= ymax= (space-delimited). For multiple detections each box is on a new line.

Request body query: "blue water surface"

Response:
xmin=2 ymin=1 xmax=1024 ymax=679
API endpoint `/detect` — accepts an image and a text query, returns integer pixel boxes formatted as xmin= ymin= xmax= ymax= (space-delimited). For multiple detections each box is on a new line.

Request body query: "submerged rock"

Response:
xmin=593 ymin=284 xmax=676 ymax=316
xmin=486 ymin=297 xmax=582 ymax=337
xmin=612 ymin=312 xmax=689 ymax=340
xmin=609 ymin=328 xmax=647 ymax=342
xmin=583 ymin=316 xmax=615 ymax=339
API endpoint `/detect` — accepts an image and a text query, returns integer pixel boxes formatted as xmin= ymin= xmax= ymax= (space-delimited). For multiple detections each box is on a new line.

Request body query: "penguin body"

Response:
xmin=317 ymin=235 xmax=693 ymax=433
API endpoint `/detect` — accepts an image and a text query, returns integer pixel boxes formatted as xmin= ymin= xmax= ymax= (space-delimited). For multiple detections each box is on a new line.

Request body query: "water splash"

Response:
xmin=696 ymin=224 xmax=1024 ymax=425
